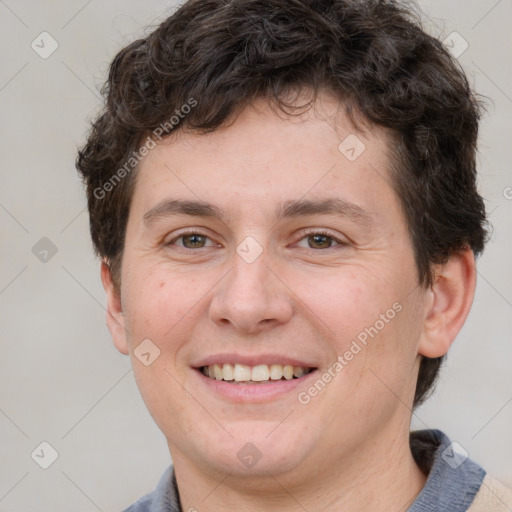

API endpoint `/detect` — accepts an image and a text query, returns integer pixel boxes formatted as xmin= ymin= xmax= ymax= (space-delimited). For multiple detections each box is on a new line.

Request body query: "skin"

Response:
xmin=102 ymin=92 xmax=476 ymax=511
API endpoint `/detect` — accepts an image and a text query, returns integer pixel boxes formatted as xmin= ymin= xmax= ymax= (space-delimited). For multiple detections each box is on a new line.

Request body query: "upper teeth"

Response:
xmin=201 ymin=363 xmax=312 ymax=382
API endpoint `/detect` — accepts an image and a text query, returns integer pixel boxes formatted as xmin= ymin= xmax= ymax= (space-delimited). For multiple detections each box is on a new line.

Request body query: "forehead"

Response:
xmin=130 ymin=93 xmax=400 ymax=227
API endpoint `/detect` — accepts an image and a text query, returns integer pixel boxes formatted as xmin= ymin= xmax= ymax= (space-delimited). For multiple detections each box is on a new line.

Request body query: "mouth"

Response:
xmin=198 ymin=363 xmax=316 ymax=384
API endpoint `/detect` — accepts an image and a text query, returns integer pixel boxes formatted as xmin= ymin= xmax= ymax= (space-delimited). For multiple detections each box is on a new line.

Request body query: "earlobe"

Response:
xmin=418 ymin=248 xmax=476 ymax=358
xmin=100 ymin=261 xmax=129 ymax=355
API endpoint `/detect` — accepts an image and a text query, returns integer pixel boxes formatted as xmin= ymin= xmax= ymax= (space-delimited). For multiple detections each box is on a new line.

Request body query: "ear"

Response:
xmin=418 ymin=248 xmax=476 ymax=358
xmin=100 ymin=260 xmax=129 ymax=355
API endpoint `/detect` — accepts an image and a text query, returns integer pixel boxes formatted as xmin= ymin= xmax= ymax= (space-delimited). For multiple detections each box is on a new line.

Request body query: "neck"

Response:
xmin=171 ymin=424 xmax=427 ymax=512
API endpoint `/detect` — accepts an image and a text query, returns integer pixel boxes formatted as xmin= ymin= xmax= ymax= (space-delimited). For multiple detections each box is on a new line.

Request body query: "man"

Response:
xmin=76 ymin=0 xmax=512 ymax=510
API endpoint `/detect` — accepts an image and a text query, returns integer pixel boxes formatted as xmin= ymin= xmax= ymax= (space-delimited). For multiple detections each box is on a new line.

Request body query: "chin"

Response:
xmin=191 ymin=424 xmax=311 ymax=478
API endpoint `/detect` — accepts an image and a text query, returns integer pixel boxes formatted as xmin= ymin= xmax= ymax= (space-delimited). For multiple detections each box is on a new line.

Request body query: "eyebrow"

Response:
xmin=143 ymin=198 xmax=375 ymax=228
xmin=277 ymin=198 xmax=375 ymax=227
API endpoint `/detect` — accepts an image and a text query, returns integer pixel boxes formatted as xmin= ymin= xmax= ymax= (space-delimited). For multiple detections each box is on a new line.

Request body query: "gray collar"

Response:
xmin=408 ymin=429 xmax=486 ymax=511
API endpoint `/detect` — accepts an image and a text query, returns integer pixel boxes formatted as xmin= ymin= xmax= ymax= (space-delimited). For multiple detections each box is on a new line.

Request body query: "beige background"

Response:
xmin=0 ymin=0 xmax=511 ymax=510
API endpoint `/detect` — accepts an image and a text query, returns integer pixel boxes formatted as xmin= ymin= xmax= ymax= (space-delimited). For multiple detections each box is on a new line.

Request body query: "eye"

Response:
xmin=296 ymin=230 xmax=346 ymax=250
xmin=167 ymin=232 xmax=216 ymax=249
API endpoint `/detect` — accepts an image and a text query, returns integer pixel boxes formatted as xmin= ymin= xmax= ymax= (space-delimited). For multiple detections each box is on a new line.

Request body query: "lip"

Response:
xmin=191 ymin=353 xmax=317 ymax=368
xmin=193 ymin=366 xmax=319 ymax=403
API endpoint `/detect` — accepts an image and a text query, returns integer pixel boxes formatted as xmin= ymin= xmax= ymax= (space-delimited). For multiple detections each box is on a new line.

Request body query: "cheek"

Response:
xmin=289 ymin=266 xmax=395 ymax=343
xmin=292 ymin=266 xmax=419 ymax=389
xmin=122 ymin=262 xmax=201 ymax=345
xmin=121 ymin=266 xmax=196 ymax=433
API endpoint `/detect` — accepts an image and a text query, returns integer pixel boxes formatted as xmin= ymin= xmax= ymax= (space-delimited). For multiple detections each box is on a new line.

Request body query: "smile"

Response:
xmin=200 ymin=363 xmax=315 ymax=383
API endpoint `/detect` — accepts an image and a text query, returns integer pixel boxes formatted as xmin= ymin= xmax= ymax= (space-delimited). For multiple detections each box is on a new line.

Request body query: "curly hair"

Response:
xmin=76 ymin=0 xmax=489 ymax=408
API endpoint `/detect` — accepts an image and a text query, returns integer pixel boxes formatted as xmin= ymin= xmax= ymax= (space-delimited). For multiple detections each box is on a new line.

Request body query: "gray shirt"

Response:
xmin=123 ymin=429 xmax=486 ymax=511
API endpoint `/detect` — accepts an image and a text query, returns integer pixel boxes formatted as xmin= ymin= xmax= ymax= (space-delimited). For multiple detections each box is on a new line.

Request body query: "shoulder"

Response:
xmin=409 ymin=429 xmax=485 ymax=511
xmin=468 ymin=475 xmax=512 ymax=512
xmin=123 ymin=495 xmax=153 ymax=512
xmin=121 ymin=465 xmax=180 ymax=512
xmin=122 ymin=490 xmax=156 ymax=512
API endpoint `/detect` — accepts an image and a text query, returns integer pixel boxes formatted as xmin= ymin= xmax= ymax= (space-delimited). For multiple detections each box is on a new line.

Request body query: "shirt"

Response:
xmin=122 ymin=429 xmax=512 ymax=511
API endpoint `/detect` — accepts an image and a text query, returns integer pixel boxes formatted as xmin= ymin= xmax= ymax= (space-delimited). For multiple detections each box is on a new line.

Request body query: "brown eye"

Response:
xmin=295 ymin=230 xmax=347 ymax=251
xmin=180 ymin=234 xmax=207 ymax=248
xmin=167 ymin=232 xmax=215 ymax=249
xmin=307 ymin=234 xmax=335 ymax=249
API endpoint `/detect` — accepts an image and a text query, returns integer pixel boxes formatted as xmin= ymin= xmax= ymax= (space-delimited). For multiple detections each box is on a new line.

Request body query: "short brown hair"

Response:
xmin=76 ymin=0 xmax=489 ymax=407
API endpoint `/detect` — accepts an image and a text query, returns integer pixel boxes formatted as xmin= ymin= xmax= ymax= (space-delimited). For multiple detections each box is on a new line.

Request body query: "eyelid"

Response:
xmin=165 ymin=229 xmax=220 ymax=248
xmin=164 ymin=228 xmax=348 ymax=250
xmin=294 ymin=228 xmax=348 ymax=248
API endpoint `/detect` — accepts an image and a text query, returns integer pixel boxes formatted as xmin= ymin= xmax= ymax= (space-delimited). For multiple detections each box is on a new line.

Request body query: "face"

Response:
xmin=108 ymin=93 xmax=430 ymax=484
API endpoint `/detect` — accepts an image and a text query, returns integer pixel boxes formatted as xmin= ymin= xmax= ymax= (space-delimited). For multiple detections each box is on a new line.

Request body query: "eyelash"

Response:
xmin=296 ymin=229 xmax=347 ymax=250
xmin=166 ymin=229 xmax=347 ymax=251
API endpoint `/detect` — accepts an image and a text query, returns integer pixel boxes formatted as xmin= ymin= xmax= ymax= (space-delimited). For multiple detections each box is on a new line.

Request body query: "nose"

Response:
xmin=208 ymin=250 xmax=293 ymax=334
